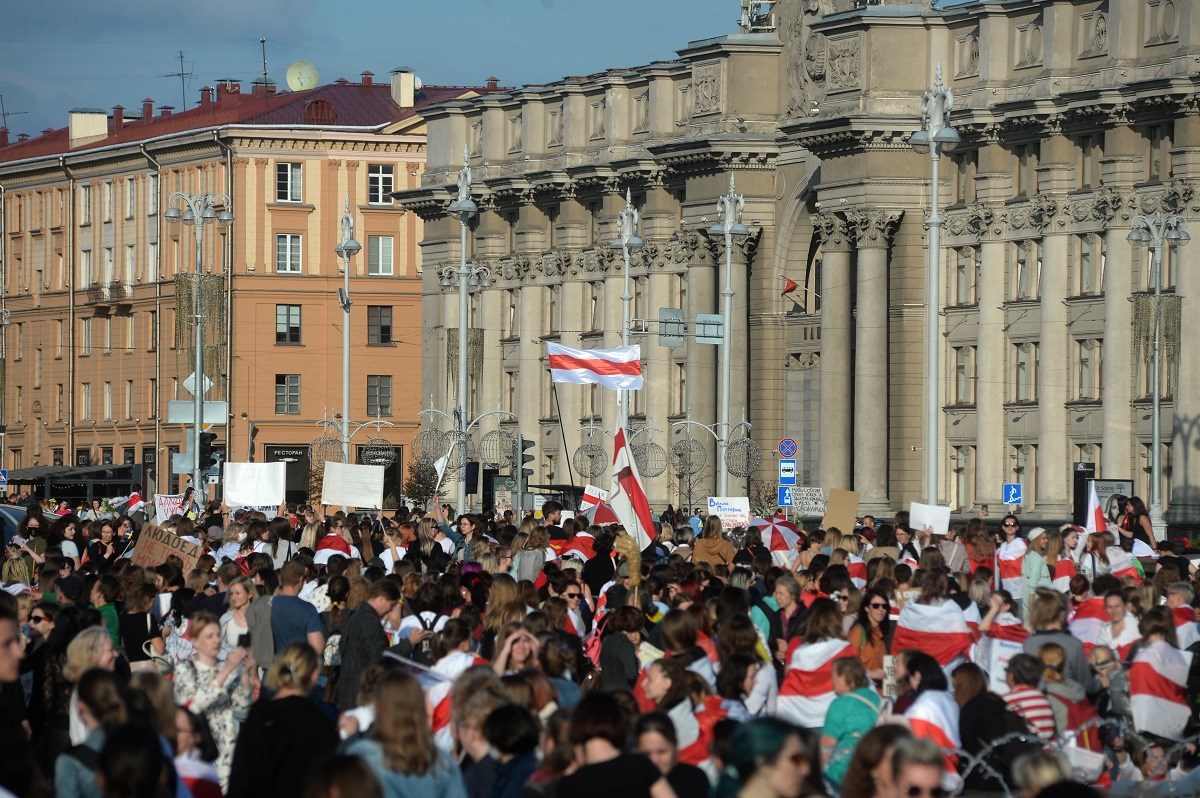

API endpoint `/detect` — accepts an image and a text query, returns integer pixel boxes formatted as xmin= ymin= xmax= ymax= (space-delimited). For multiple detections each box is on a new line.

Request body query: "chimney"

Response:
xmin=142 ymin=99 xmax=154 ymax=121
xmin=158 ymin=105 xmax=174 ymax=117
xmin=361 ymin=70 xmax=374 ymax=87
xmin=0 ymin=127 xmax=8 ymax=148
xmin=112 ymin=105 xmax=124 ymax=129
xmin=216 ymin=79 xmax=241 ymax=102
xmin=486 ymin=76 xmax=500 ymax=91
xmin=390 ymin=66 xmax=415 ymax=109
xmin=199 ymin=87 xmax=214 ymax=109
xmin=251 ymin=80 xmax=276 ymax=98
xmin=68 ymin=108 xmax=108 ymax=146
xmin=17 ymin=133 xmax=29 ymax=142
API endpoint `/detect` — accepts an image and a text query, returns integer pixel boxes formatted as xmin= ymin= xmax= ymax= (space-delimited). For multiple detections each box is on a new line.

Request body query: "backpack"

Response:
xmin=410 ymin=612 xmax=437 ymax=666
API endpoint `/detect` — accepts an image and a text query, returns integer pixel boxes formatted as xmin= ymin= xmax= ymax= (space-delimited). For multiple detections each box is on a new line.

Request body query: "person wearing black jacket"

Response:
xmin=952 ymin=662 xmax=1038 ymax=790
xmin=582 ymin=531 xmax=618 ymax=597
xmin=332 ymin=580 xmax=400 ymax=711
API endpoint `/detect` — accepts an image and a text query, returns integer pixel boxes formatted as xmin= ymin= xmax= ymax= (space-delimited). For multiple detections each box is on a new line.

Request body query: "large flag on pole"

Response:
xmin=1084 ymin=481 xmax=1106 ymax=535
xmin=547 ymin=342 xmax=643 ymax=390
xmin=608 ymin=427 xmax=656 ymax=551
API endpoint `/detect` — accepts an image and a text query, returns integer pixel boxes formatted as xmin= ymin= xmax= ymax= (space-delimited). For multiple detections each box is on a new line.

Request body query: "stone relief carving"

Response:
xmin=783 ymin=0 xmax=835 ymax=118
xmin=547 ymin=109 xmax=563 ymax=146
xmin=1067 ymin=186 xmax=1123 ymax=224
xmin=826 ymin=37 xmax=861 ymax=91
xmin=1015 ymin=16 xmax=1045 ymax=69
xmin=692 ymin=63 xmax=722 ymax=116
xmin=956 ymin=30 xmax=980 ymax=78
xmin=1080 ymin=10 xmax=1109 ymax=57
xmin=1136 ymin=178 xmax=1195 ymax=215
xmin=814 ymin=211 xmax=851 ymax=251
xmin=945 ymin=204 xmax=1000 ymax=238
xmin=846 ymin=208 xmax=903 ymax=247
xmin=1007 ymin=194 xmax=1058 ymax=233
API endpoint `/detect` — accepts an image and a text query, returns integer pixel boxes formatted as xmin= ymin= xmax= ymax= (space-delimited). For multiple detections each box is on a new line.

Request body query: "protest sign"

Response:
xmin=130 ymin=524 xmax=203 ymax=572
xmin=820 ymin=488 xmax=859 ymax=533
xmin=580 ymin=484 xmax=609 ymax=511
xmin=321 ymin=461 xmax=385 ymax=508
xmin=707 ymin=497 xmax=751 ymax=528
xmin=154 ymin=494 xmax=185 ymax=524
xmin=909 ymin=501 xmax=952 ymax=536
xmin=981 ymin=637 xmax=1024 ymax=696
xmin=223 ymin=462 xmax=286 ymax=506
xmin=794 ymin=487 xmax=826 ymax=517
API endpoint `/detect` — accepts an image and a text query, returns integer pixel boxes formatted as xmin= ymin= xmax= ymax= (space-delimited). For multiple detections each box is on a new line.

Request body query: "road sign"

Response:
xmin=1003 ymin=483 xmax=1023 ymax=505
xmin=167 ymin=400 xmax=229 ymax=425
xmin=778 ymin=485 xmax=794 ymax=507
xmin=778 ymin=438 xmax=797 ymax=458
xmin=695 ymin=314 xmax=724 ymax=345
xmin=0 ymin=468 xmax=8 ymax=490
xmin=658 ymin=307 xmax=686 ymax=348
xmin=794 ymin=486 xmax=826 ymax=516
xmin=779 ymin=458 xmax=797 ymax=486
xmin=182 ymin=372 xmax=213 ymax=398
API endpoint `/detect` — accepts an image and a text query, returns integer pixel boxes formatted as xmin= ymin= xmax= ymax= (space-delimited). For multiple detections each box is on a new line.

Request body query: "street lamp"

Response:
xmin=163 ymin=192 xmax=233 ymax=505
xmin=610 ymin=188 xmax=644 ymax=429
xmin=910 ymin=62 xmax=959 ymax=505
xmin=442 ymin=147 xmax=491 ymax=513
xmin=708 ymin=175 xmax=749 ymax=497
xmin=334 ymin=197 xmax=362 ymax=464
xmin=1127 ymin=212 xmax=1189 ymax=539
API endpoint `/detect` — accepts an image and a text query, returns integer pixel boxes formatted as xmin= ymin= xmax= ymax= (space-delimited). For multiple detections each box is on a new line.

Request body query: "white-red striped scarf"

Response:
xmin=1108 ymin=546 xmax=1139 ymax=583
xmin=986 ymin=611 xmax=1030 ymax=643
xmin=1068 ymin=597 xmax=1109 ymax=654
xmin=1051 ymin=558 xmax=1076 ymax=593
xmin=892 ymin=600 xmax=978 ymax=666
xmin=1101 ymin=614 xmax=1142 ymax=662
xmin=777 ymin=637 xmax=857 ymax=729
xmin=847 ymin=554 xmax=867 ymax=589
xmin=1174 ymin=607 xmax=1200 ymax=650
xmin=997 ymin=538 xmax=1027 ymax=598
xmin=1130 ymin=639 xmax=1193 ymax=740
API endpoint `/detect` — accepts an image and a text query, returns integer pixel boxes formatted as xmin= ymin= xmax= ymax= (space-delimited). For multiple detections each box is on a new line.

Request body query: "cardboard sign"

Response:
xmin=154 ymin=493 xmax=185 ymax=524
xmin=321 ymin=462 xmax=385 ymax=508
xmin=820 ymin=488 xmax=859 ymax=533
xmin=794 ymin=486 xmax=826 ymax=517
xmin=223 ymin=462 xmax=286 ymax=506
xmin=909 ymin=501 xmax=952 ymax=536
xmin=707 ymin=497 xmax=751 ymax=529
xmin=130 ymin=524 xmax=203 ymax=573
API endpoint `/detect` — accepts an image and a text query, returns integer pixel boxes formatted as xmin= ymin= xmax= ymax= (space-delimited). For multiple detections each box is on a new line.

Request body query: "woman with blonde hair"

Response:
xmin=513 ymin=528 xmax=547 ymax=582
xmin=64 ymin=626 xmax=118 ymax=683
xmin=298 ymin=521 xmax=323 ymax=551
xmin=227 ymin=643 xmax=339 ymax=798
xmin=343 ymin=669 xmax=468 ymax=797
xmin=219 ymin=576 xmax=256 ymax=658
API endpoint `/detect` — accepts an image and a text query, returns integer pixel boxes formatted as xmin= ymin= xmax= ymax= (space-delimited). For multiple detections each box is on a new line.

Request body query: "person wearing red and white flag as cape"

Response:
xmin=1098 ymin=591 xmax=1142 ymax=663
xmin=777 ymin=599 xmax=857 ymax=730
xmin=902 ymin=651 xmax=963 ymax=791
xmin=1166 ymin=581 xmax=1200 ymax=650
xmin=995 ymin=514 xmax=1028 ymax=608
xmin=1068 ymin=595 xmax=1109 ymax=655
xmin=891 ymin=572 xmax=979 ymax=674
xmin=1130 ymin=607 xmax=1194 ymax=740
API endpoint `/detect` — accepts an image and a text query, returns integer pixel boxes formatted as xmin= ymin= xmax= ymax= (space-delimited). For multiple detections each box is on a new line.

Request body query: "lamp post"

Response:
xmin=1127 ymin=212 xmax=1189 ymax=539
xmin=708 ymin=175 xmax=749 ymax=497
xmin=334 ymin=197 xmax=362 ymax=464
xmin=909 ymin=62 xmax=959 ymax=505
xmin=442 ymin=147 xmax=491 ymax=513
xmin=163 ymin=192 xmax=233 ymax=505
xmin=610 ymin=189 xmax=644 ymax=430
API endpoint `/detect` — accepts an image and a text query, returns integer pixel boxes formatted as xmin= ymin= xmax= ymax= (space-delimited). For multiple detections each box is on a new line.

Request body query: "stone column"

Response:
xmin=815 ymin=212 xmax=852 ymax=491
xmin=684 ymin=235 xmax=718 ymax=497
xmin=1036 ymin=199 xmax=1071 ymax=516
xmin=848 ymin=208 xmax=902 ymax=513
xmin=975 ymin=215 xmax=1006 ymax=505
xmin=1099 ymin=188 xmax=1134 ymax=479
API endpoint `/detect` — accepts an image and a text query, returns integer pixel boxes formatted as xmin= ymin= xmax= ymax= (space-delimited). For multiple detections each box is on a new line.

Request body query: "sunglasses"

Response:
xmin=1002 ymin=522 xmax=1018 ymax=528
xmin=565 ymin=593 xmax=581 ymax=599
xmin=30 ymin=615 xmax=49 ymax=623
xmin=868 ymin=602 xmax=888 ymax=609
xmin=903 ymin=787 xmax=948 ymax=798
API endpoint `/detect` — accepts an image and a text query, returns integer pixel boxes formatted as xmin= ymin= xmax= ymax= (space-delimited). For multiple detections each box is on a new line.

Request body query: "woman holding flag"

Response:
xmin=777 ymin=598 xmax=857 ymax=731
xmin=996 ymin=515 xmax=1028 ymax=609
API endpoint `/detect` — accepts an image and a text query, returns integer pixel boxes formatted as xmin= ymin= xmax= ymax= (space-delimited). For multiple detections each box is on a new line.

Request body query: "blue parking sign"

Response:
xmin=1002 ymin=483 xmax=1023 ymax=505
xmin=778 ymin=485 xmax=794 ymax=507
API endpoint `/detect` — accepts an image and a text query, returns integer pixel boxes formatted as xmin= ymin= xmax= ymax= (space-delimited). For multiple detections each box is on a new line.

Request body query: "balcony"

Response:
xmin=84 ymin=281 xmax=132 ymax=308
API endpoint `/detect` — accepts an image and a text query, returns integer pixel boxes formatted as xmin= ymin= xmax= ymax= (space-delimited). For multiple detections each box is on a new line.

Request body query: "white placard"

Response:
xmin=982 ymin=637 xmax=1024 ymax=696
xmin=321 ymin=461 xmax=385 ymax=509
xmin=909 ymin=501 xmax=952 ymax=536
xmin=794 ymin=486 xmax=826 ymax=517
xmin=707 ymin=497 xmax=751 ymax=529
xmin=580 ymin=484 xmax=609 ymax=511
xmin=223 ymin=462 xmax=286 ymax=507
xmin=154 ymin=493 xmax=185 ymax=524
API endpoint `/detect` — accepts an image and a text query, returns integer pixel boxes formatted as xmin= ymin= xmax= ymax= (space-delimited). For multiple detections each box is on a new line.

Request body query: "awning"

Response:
xmin=7 ymin=464 xmax=137 ymax=484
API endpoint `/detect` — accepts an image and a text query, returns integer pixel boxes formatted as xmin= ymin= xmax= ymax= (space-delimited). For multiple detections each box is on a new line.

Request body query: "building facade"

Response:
xmin=0 ymin=71 xmax=491 ymax=504
xmin=404 ymin=0 xmax=1200 ymax=525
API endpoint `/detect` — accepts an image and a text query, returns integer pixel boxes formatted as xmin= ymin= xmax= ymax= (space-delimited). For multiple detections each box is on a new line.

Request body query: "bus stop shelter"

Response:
xmin=6 ymin=464 xmax=138 ymax=507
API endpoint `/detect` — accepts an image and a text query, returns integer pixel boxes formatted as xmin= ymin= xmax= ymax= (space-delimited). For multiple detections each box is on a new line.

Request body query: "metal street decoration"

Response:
xmin=479 ymin=429 xmax=517 ymax=469
xmin=572 ymin=442 xmax=608 ymax=479
xmin=670 ymin=437 xmax=707 ymax=477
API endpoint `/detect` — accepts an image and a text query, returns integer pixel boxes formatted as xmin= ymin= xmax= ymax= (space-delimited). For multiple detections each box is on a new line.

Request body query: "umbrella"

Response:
xmin=583 ymin=500 xmax=620 ymax=526
xmin=749 ymin=516 xmax=802 ymax=554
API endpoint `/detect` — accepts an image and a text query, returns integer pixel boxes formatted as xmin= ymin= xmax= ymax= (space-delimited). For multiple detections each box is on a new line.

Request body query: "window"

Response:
xmin=55 ymin=385 xmax=64 ymax=421
xmin=125 ymin=380 xmax=134 ymax=419
xmin=504 ymin=372 xmax=517 ymax=413
xmin=276 ymin=162 xmax=302 ymax=202
xmin=368 ymin=164 xmax=394 ymax=204
xmin=148 ymin=379 xmax=158 ymax=418
xmin=14 ymin=386 xmax=21 ymax=423
xmin=1012 ymin=342 xmax=1039 ymax=402
xmin=367 ymin=235 xmax=393 ymax=276
xmin=34 ymin=349 xmax=42 ymax=388
xmin=81 ymin=382 xmax=92 ymax=420
xmin=1078 ymin=134 xmax=1103 ymax=189
xmin=103 ymin=382 xmax=112 ymax=420
xmin=586 ymin=282 xmax=603 ymax=331
xmin=81 ymin=318 xmax=92 ymax=355
xmin=102 ymin=181 xmax=113 ymax=222
xmin=275 ymin=374 xmax=300 ymax=414
xmin=147 ymin=242 xmax=157 ymax=281
xmin=276 ymin=304 xmax=302 ymax=344
xmin=126 ymin=179 xmax=136 ymax=218
xmin=952 ymin=346 xmax=976 ymax=404
xmin=670 ymin=363 xmax=687 ymax=417
xmin=954 ymin=150 xmax=977 ymax=204
xmin=951 ymin=445 xmax=975 ymax=511
xmin=79 ymin=185 xmax=92 ymax=224
xmin=125 ymin=245 xmax=136 ymax=285
xmin=546 ymin=285 xmax=561 ymax=335
xmin=954 ymin=249 xmax=976 ymax=305
xmin=126 ymin=315 xmax=135 ymax=351
xmin=1147 ymin=123 xmax=1174 ymax=182
xmin=147 ymin=174 xmax=158 ymax=214
xmin=1013 ymin=241 xmax=1040 ymax=300
xmin=503 ymin=290 xmax=520 ymax=339
xmin=367 ymin=375 xmax=392 ymax=416
xmin=13 ymin=323 xmax=21 ymax=360
xmin=104 ymin=317 xmax=112 ymax=353
xmin=367 ymin=306 xmax=392 ymax=344
xmin=1076 ymin=234 xmax=1104 ymax=296
xmin=80 ymin=250 xmax=93 ymax=285
xmin=1015 ymin=143 xmax=1039 ymax=196
xmin=276 ymin=234 xmax=302 ymax=273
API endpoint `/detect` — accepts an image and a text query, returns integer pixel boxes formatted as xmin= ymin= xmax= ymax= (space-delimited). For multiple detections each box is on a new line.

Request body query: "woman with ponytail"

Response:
xmin=54 ymin=668 xmax=127 ymax=798
xmin=714 ymin=718 xmax=822 ymax=798
xmin=226 ymin=642 xmax=338 ymax=798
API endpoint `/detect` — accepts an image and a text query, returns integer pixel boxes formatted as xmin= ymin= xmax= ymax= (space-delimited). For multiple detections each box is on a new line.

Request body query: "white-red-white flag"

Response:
xmin=892 ymin=600 xmax=978 ymax=666
xmin=777 ymin=637 xmax=858 ymax=729
xmin=609 ymin=427 xmax=656 ymax=551
xmin=906 ymin=689 xmax=963 ymax=779
xmin=1084 ymin=482 xmax=1106 ymax=535
xmin=547 ymin=342 xmax=643 ymax=390
xmin=996 ymin=537 xmax=1027 ymax=599
xmin=1068 ymin=597 xmax=1108 ymax=654
xmin=1131 ymin=639 xmax=1193 ymax=739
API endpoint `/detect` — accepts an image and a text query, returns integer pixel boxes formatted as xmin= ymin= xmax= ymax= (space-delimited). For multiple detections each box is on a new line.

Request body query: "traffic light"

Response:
xmin=519 ymin=436 xmax=536 ymax=492
xmin=198 ymin=432 xmax=218 ymax=470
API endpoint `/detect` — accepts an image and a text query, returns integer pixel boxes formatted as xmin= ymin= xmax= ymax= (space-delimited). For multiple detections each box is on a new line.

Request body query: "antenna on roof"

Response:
xmin=0 ymin=95 xmax=28 ymax=129
xmin=162 ymin=51 xmax=194 ymax=109
xmin=260 ymin=37 xmax=270 ymax=109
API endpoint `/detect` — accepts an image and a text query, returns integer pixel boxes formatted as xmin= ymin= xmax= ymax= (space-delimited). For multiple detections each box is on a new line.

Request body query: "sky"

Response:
xmin=0 ymin=0 xmax=737 ymax=138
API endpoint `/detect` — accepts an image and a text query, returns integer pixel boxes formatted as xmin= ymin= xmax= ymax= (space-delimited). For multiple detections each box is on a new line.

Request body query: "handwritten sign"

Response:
xmin=154 ymin=493 xmax=185 ymax=524
xmin=130 ymin=524 xmax=203 ymax=573
xmin=706 ymin=497 xmax=751 ymax=529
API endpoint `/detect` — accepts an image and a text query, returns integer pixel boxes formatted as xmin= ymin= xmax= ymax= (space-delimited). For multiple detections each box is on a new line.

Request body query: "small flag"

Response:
xmin=780 ymin=274 xmax=798 ymax=296
xmin=608 ymin=427 xmax=656 ymax=551
xmin=546 ymin=342 xmax=643 ymax=390
xmin=1085 ymin=482 xmax=1106 ymax=535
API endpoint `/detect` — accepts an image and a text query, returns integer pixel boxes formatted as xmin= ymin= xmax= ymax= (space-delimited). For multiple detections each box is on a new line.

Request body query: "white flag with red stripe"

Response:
xmin=609 ymin=427 xmax=656 ymax=551
xmin=1108 ymin=546 xmax=1140 ymax=583
xmin=906 ymin=689 xmax=963 ymax=775
xmin=847 ymin=554 xmax=867 ymax=589
xmin=1051 ymin=558 xmax=1076 ymax=593
xmin=547 ymin=342 xmax=643 ymax=390
xmin=985 ymin=611 xmax=1030 ymax=644
xmin=427 ymin=650 xmax=487 ymax=752
xmin=1084 ymin=482 xmax=1107 ymax=535
xmin=1069 ymin=597 xmax=1109 ymax=654
xmin=1130 ymin=639 xmax=1193 ymax=740
xmin=997 ymin=538 xmax=1027 ymax=598
xmin=1174 ymin=607 xmax=1200 ymax=650
xmin=1101 ymin=615 xmax=1142 ymax=662
xmin=892 ymin=600 xmax=977 ymax=666
xmin=777 ymin=638 xmax=858 ymax=729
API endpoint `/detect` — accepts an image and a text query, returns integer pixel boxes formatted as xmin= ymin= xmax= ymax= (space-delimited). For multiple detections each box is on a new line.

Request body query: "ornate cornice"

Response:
xmin=1133 ymin=178 xmax=1196 ymax=215
xmin=1065 ymin=186 xmax=1123 ymax=225
xmin=945 ymin=203 xmax=1000 ymax=240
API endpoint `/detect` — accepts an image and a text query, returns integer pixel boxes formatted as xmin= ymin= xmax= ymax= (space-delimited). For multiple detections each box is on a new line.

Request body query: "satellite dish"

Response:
xmin=413 ymin=76 xmax=423 ymax=91
xmin=286 ymin=60 xmax=319 ymax=91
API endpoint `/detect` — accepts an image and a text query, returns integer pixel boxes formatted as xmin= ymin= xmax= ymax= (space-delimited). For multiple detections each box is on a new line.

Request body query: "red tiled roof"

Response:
xmin=0 ymin=79 xmax=508 ymax=164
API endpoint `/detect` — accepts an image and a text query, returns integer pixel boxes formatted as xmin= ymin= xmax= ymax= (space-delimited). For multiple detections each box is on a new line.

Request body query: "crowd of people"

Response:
xmin=0 ymin=490 xmax=1194 ymax=798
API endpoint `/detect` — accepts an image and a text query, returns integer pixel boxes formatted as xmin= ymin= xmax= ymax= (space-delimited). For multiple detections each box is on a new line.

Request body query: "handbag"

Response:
xmin=141 ymin=639 xmax=174 ymax=676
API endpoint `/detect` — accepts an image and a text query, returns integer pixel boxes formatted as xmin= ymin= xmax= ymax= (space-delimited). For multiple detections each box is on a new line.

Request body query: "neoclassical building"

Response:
xmin=402 ymin=0 xmax=1200 ymax=526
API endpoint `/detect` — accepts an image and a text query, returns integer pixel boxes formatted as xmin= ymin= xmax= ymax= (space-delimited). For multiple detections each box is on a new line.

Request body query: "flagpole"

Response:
xmin=551 ymin=382 xmax=579 ymax=500
xmin=612 ymin=189 xmax=643 ymax=432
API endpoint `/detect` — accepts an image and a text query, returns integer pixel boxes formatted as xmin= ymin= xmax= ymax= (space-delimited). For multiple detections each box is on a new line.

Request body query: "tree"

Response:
xmin=748 ymin=478 xmax=778 ymax=518
xmin=404 ymin=458 xmax=438 ymax=509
